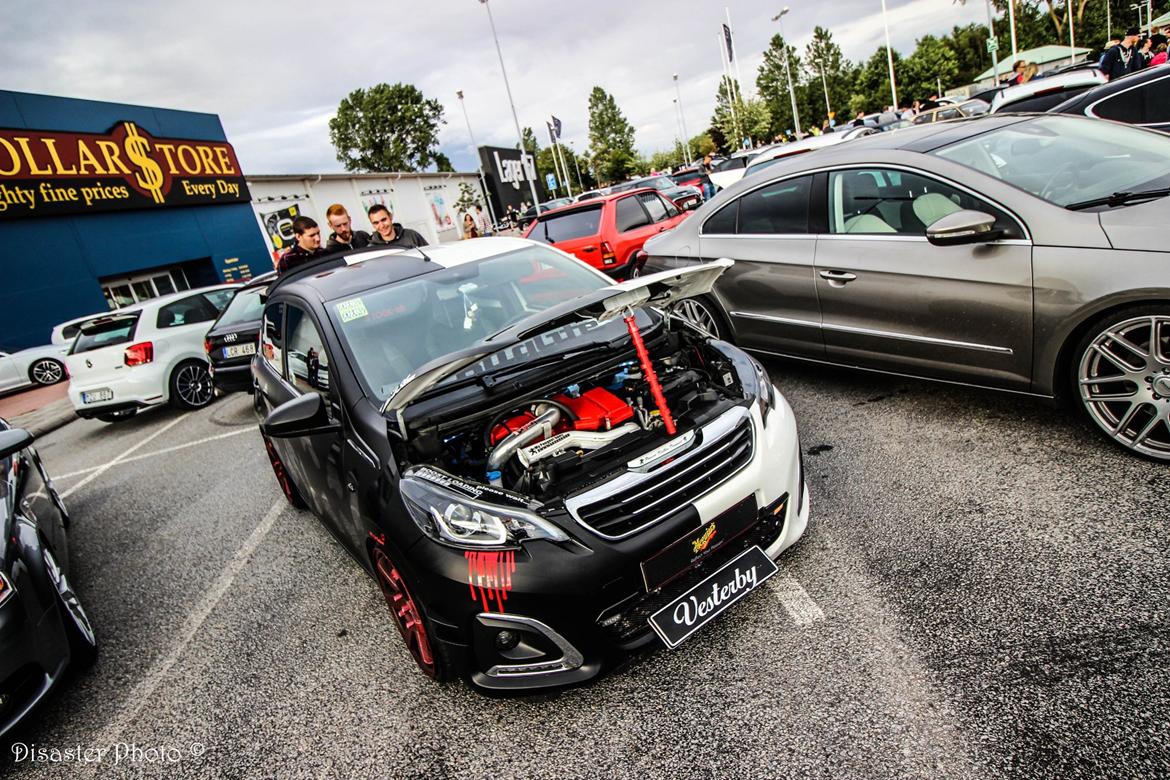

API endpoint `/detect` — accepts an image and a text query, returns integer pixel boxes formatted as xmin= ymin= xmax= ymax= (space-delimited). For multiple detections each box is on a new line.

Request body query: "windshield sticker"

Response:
xmin=335 ymin=298 xmax=368 ymax=323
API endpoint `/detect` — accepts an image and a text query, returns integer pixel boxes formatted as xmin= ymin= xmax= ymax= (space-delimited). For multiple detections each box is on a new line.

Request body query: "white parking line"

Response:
xmin=91 ymin=497 xmax=286 ymax=746
xmin=767 ymin=574 xmax=825 ymax=626
xmin=60 ymin=415 xmax=187 ymax=499
xmin=54 ymin=427 xmax=253 ymax=481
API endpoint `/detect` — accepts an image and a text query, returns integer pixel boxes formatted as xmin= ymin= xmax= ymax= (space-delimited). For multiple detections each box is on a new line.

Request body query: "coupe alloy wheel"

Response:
xmin=1078 ymin=314 xmax=1170 ymax=460
xmin=30 ymin=359 xmax=64 ymax=385
xmin=372 ymin=547 xmax=438 ymax=678
xmin=42 ymin=546 xmax=97 ymax=662
xmin=671 ymin=298 xmax=721 ymax=339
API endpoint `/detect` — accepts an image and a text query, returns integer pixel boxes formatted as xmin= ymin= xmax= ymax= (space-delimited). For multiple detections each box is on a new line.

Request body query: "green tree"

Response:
xmin=688 ymin=132 xmax=716 ymax=158
xmin=948 ymin=23 xmax=991 ymax=85
xmin=850 ymin=47 xmax=902 ymax=116
xmin=801 ymin=26 xmax=856 ymax=128
xmin=901 ymin=35 xmax=959 ymax=101
xmin=519 ymin=126 xmax=539 ymax=155
xmin=756 ymin=33 xmax=814 ymax=138
xmin=587 ymin=86 xmax=637 ymax=184
xmin=452 ymin=181 xmax=481 ymax=216
xmin=329 ymin=83 xmax=446 ymax=172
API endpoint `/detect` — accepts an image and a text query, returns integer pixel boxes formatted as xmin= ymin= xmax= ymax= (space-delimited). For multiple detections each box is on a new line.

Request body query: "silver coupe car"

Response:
xmin=645 ymin=114 xmax=1170 ymax=461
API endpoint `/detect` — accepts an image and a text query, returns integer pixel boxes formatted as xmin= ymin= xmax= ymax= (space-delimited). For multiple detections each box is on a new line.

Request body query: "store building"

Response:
xmin=0 ymin=90 xmax=268 ymax=351
xmin=246 ymin=171 xmax=484 ymax=260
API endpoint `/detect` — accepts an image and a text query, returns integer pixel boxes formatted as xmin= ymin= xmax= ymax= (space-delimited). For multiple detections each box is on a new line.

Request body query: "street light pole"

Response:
xmin=568 ymin=140 xmax=584 ymax=190
xmin=1008 ymin=0 xmax=1018 ymax=64
xmin=455 ymin=90 xmax=497 ymax=227
xmin=771 ymin=8 xmax=803 ymax=138
xmin=673 ymin=74 xmax=693 ymax=162
xmin=478 ymin=0 xmax=540 ymax=209
xmin=1068 ymin=2 xmax=1077 ymax=65
xmin=984 ymin=0 xmax=999 ymax=84
xmin=880 ymin=0 xmax=899 ymax=108
xmin=816 ymin=59 xmax=831 ymax=121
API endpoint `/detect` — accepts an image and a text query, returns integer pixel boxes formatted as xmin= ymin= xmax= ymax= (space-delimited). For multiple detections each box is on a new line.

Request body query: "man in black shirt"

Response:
xmin=1100 ymin=28 xmax=1143 ymax=80
xmin=367 ymin=204 xmax=428 ymax=249
xmin=277 ymin=216 xmax=328 ymax=274
xmin=325 ymin=203 xmax=371 ymax=251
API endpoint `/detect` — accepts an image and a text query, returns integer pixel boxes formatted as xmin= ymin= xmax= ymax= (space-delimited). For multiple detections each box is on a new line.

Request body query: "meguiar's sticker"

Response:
xmin=336 ymin=298 xmax=368 ymax=322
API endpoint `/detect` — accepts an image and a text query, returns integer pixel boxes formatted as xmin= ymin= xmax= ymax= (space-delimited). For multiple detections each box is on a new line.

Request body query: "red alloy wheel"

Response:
xmin=262 ymin=435 xmax=302 ymax=506
xmin=372 ymin=546 xmax=438 ymax=678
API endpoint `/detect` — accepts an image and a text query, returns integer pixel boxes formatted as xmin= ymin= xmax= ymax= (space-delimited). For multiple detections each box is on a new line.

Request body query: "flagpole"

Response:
xmin=718 ymin=33 xmax=743 ymax=148
xmin=554 ymin=133 xmax=574 ymax=197
xmin=725 ymin=8 xmax=747 ymax=101
xmin=547 ymin=124 xmax=565 ymax=197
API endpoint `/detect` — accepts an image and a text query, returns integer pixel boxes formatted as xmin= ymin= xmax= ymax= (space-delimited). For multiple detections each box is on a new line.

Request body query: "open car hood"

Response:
xmin=381 ymin=259 xmax=732 ymax=416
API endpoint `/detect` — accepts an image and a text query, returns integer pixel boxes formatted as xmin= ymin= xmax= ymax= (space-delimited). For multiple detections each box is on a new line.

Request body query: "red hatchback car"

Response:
xmin=523 ymin=188 xmax=690 ymax=279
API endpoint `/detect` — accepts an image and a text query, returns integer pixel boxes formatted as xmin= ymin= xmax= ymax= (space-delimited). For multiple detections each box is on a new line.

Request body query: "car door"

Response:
xmin=256 ymin=301 xmax=353 ymax=545
xmin=696 ymin=173 xmax=824 ymax=359
xmin=611 ymin=194 xmax=664 ymax=267
xmin=0 ymin=353 xmax=19 ymax=391
xmin=813 ymin=166 xmax=1033 ymax=390
xmin=1088 ymin=70 xmax=1170 ymax=133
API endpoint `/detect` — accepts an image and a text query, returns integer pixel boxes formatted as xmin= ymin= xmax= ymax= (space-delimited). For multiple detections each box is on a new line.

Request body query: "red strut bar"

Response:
xmin=623 ymin=311 xmax=676 ymax=435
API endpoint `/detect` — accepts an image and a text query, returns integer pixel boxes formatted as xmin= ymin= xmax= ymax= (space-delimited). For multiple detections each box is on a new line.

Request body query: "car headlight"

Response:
xmin=400 ymin=470 xmax=569 ymax=549
xmin=747 ymin=357 xmax=775 ymax=419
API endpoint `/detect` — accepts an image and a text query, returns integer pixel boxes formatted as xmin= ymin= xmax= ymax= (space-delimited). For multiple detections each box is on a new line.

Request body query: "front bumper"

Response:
xmin=405 ymin=391 xmax=807 ymax=691
xmin=0 ymin=593 xmax=70 ymax=740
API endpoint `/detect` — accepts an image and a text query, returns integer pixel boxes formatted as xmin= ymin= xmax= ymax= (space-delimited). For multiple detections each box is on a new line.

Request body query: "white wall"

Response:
xmin=247 ymin=172 xmax=481 ymax=262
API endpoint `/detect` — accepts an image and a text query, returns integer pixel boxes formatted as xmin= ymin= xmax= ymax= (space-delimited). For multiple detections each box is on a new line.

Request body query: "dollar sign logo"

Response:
xmin=123 ymin=122 xmax=165 ymax=204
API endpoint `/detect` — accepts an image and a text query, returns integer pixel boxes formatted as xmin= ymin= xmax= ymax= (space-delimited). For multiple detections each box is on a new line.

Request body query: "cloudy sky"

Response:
xmin=4 ymin=0 xmax=990 ymax=175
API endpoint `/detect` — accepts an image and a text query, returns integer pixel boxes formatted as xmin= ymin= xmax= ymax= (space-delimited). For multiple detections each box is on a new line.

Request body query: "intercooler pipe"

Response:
xmin=485 ymin=407 xmax=561 ymax=486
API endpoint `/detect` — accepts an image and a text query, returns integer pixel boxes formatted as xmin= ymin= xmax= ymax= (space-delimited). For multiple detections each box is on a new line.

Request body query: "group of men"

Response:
xmin=276 ymin=203 xmax=428 ymax=274
xmin=1099 ymin=27 xmax=1166 ymax=80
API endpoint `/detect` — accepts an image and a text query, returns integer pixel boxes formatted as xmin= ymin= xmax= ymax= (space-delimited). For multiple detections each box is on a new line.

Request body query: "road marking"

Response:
xmin=54 ymin=427 xmax=253 ymax=481
xmin=91 ymin=497 xmax=286 ymax=746
xmin=60 ymin=415 xmax=187 ymax=499
xmin=767 ymin=573 xmax=825 ymax=626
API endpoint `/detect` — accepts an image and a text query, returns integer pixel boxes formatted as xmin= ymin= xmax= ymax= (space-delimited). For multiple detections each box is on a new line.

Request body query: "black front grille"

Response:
xmin=0 ymin=664 xmax=44 ymax=721
xmin=597 ymin=507 xmax=786 ymax=645
xmin=571 ymin=415 xmax=754 ymax=539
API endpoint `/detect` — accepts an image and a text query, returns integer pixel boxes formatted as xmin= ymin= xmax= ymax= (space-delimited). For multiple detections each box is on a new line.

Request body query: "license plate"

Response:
xmin=223 ymin=343 xmax=256 ymax=359
xmin=641 ymin=495 xmax=758 ymax=591
xmin=81 ymin=388 xmax=113 ymax=404
xmin=648 ymin=545 xmax=778 ymax=649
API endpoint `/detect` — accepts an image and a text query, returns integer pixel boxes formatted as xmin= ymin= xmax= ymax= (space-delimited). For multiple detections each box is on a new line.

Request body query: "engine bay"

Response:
xmin=402 ymin=327 xmax=750 ymax=501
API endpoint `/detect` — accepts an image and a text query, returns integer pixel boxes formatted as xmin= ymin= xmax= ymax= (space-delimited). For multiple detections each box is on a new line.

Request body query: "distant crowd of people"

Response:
xmin=1096 ymin=27 xmax=1167 ymax=79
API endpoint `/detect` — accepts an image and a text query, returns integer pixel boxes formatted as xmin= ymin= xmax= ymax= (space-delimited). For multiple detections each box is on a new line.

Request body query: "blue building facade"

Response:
xmin=0 ymin=90 xmax=268 ymax=351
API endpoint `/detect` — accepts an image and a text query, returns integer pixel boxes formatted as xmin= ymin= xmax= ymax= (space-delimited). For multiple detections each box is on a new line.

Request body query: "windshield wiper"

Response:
xmin=1065 ymin=187 xmax=1170 ymax=211
xmin=478 ymin=343 xmax=619 ymax=389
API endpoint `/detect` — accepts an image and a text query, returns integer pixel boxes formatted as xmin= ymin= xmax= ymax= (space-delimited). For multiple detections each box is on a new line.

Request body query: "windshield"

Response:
xmin=634 ymin=178 xmax=672 ymax=191
xmin=215 ymin=286 xmax=266 ymax=327
xmin=329 ymin=246 xmax=609 ymax=400
xmin=931 ymin=116 xmax=1170 ymax=207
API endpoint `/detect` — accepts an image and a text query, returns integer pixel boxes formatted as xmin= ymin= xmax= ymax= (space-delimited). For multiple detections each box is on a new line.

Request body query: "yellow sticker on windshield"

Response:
xmin=336 ymin=298 xmax=368 ymax=323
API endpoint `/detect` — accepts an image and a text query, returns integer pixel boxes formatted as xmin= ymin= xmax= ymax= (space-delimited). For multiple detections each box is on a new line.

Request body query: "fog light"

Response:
xmin=495 ymin=630 xmax=520 ymax=651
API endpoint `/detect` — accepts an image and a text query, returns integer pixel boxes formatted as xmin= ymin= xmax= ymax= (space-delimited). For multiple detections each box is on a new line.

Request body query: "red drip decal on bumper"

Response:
xmin=465 ymin=550 xmax=516 ymax=613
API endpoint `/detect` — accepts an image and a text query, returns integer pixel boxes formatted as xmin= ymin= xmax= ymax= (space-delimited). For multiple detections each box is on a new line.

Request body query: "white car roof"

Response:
xmin=990 ymin=68 xmax=1106 ymax=111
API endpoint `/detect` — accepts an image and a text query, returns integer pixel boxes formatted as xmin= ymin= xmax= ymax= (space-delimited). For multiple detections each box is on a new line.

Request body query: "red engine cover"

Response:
xmin=554 ymin=387 xmax=634 ymax=431
xmin=489 ymin=411 xmax=537 ymax=446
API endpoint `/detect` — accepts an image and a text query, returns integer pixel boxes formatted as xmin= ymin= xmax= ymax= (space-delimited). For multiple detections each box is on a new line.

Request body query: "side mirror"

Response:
xmin=0 ymin=428 xmax=33 ymax=460
xmin=682 ymin=199 xmax=701 ymax=211
xmin=925 ymin=209 xmax=1004 ymax=246
xmin=261 ymin=393 xmax=340 ymax=438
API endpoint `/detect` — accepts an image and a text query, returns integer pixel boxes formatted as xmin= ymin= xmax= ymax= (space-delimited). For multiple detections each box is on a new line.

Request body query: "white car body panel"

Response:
xmin=0 ymin=344 xmax=70 ymax=393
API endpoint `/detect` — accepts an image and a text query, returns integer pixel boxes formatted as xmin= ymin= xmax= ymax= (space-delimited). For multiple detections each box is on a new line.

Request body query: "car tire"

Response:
xmin=1071 ymin=304 xmax=1170 ymax=462
xmin=262 ymin=434 xmax=307 ymax=509
xmin=28 ymin=358 xmax=66 ymax=386
xmin=94 ymin=409 xmax=137 ymax=423
xmin=41 ymin=544 xmax=97 ymax=668
xmin=370 ymin=541 xmax=450 ymax=681
xmin=169 ymin=360 xmax=215 ymax=411
xmin=670 ymin=296 xmax=729 ymax=341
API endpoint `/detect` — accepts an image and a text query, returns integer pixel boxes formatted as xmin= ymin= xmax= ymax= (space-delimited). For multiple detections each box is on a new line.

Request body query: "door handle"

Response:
xmin=582 ymin=245 xmax=597 ymax=252
xmin=819 ymin=270 xmax=858 ymax=285
xmin=657 ymin=226 xmax=668 ymax=232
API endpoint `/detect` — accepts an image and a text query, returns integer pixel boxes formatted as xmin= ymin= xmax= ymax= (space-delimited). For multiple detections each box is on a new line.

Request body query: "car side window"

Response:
xmin=660 ymin=194 xmax=680 ymax=218
xmin=637 ymin=192 xmax=669 ymax=223
xmin=615 ymin=196 xmax=650 ymax=232
xmin=827 ymin=168 xmax=1022 ymax=238
xmin=203 ymin=289 xmax=236 ymax=313
xmin=284 ymin=305 xmax=331 ymax=395
xmin=702 ymin=201 xmax=738 ymax=234
xmin=1095 ymin=75 xmax=1170 ymax=124
xmin=156 ymin=294 xmax=219 ymax=328
xmin=261 ymin=303 xmax=284 ymax=375
xmin=737 ymin=176 xmax=812 ymax=234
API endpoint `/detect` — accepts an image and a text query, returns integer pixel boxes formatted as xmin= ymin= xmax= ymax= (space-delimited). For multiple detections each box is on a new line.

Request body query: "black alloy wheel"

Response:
xmin=170 ymin=360 xmax=215 ymax=410
xmin=29 ymin=358 xmax=65 ymax=386
xmin=669 ymin=297 xmax=727 ymax=340
xmin=42 ymin=545 xmax=97 ymax=667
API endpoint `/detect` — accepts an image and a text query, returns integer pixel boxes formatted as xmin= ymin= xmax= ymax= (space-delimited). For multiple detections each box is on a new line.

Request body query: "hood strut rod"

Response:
xmin=623 ymin=310 xmax=676 ymax=436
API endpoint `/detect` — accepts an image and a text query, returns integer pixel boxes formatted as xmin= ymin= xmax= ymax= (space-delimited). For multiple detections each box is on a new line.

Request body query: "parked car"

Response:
xmin=576 ymin=189 xmax=609 ymax=202
xmin=911 ymin=99 xmax=990 ymax=124
xmin=518 ymin=198 xmax=575 ymax=229
xmin=709 ymin=148 xmax=772 ymax=191
xmin=64 ymin=284 xmax=237 ymax=422
xmin=740 ymin=132 xmax=853 ymax=181
xmin=205 ymin=273 xmax=276 ymax=395
xmin=669 ymin=166 xmax=715 ymax=197
xmin=523 ymin=188 xmax=690 ymax=278
xmin=0 ymin=420 xmax=97 ymax=740
xmin=990 ymin=68 xmax=1107 ymax=113
xmin=0 ymin=345 xmax=69 ymax=393
xmin=1050 ymin=65 xmax=1170 ymax=134
xmin=645 ymin=113 xmax=1170 ymax=461
xmin=610 ymin=175 xmax=703 ymax=210
xmin=253 ymin=241 xmax=807 ymax=690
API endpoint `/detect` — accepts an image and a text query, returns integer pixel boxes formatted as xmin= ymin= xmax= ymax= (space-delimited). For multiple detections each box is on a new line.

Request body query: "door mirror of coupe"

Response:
xmin=0 ymin=428 xmax=33 ymax=460
xmin=925 ymin=210 xmax=1004 ymax=247
xmin=682 ymin=199 xmax=701 ymax=211
xmin=261 ymin=392 xmax=340 ymax=439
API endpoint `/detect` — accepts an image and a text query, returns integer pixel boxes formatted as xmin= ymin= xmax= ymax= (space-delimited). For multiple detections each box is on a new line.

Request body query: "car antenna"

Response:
xmin=415 ymin=246 xmax=433 ymax=262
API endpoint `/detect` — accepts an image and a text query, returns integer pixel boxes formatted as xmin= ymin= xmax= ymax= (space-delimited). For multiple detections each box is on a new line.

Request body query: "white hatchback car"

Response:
xmin=64 ymin=285 xmax=237 ymax=422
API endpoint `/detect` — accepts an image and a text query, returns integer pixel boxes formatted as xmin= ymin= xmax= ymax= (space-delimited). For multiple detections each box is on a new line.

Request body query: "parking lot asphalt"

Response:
xmin=4 ymin=358 xmax=1167 ymax=779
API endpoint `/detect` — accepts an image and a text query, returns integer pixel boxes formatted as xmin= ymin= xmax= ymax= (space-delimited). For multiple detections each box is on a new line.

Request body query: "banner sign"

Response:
xmin=0 ymin=121 xmax=250 ymax=220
